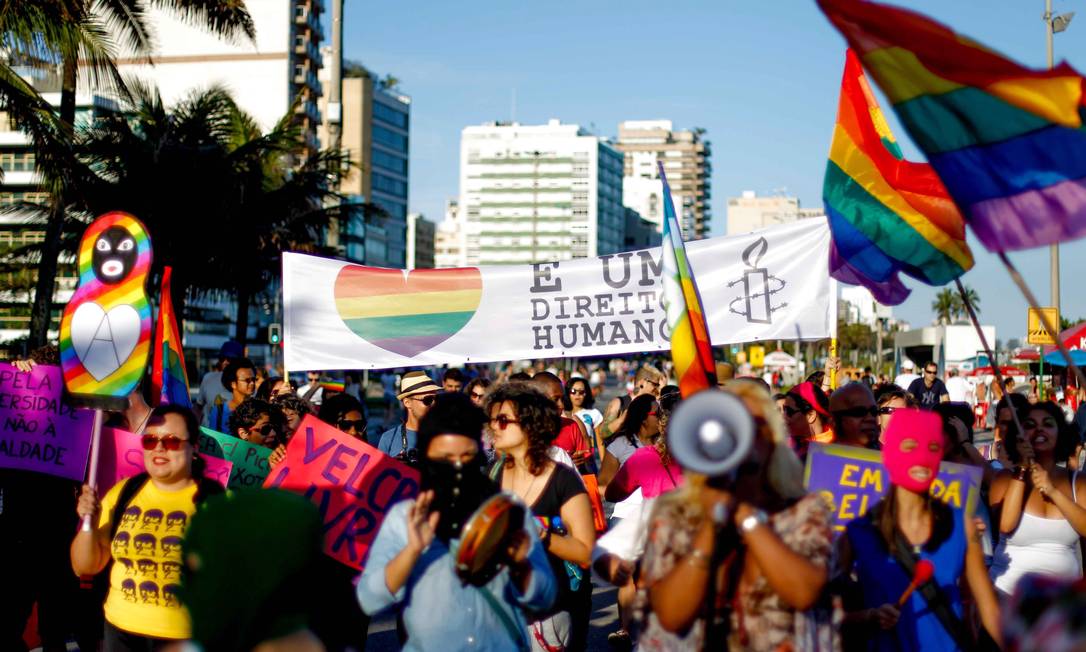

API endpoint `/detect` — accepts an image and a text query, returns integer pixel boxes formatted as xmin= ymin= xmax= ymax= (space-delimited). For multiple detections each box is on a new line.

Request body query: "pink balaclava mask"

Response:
xmin=882 ymin=409 xmax=944 ymax=493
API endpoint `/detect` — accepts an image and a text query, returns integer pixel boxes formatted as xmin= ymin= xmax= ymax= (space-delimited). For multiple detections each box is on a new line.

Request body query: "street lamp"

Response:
xmin=1045 ymin=1 xmax=1074 ymax=319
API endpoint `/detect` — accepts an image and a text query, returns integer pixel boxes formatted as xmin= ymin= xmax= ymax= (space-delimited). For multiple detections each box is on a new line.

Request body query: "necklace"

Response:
xmin=512 ymin=469 xmax=543 ymax=503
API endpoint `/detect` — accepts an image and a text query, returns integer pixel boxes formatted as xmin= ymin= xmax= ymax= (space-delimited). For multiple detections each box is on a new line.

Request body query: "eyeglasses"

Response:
xmin=878 ymin=406 xmax=898 ymax=416
xmin=141 ymin=434 xmax=188 ymax=451
xmin=470 ymin=392 xmax=486 ymax=400
xmin=489 ymin=415 xmax=521 ymax=430
xmin=250 ymin=423 xmax=276 ymax=438
xmin=782 ymin=406 xmax=804 ymax=418
xmin=570 ymin=388 xmax=587 ymax=396
xmin=338 ymin=419 xmax=367 ymax=433
xmin=924 ymin=370 xmax=938 ymax=376
xmin=412 ymin=394 xmax=436 ymax=406
xmin=237 ymin=376 xmax=257 ymax=385
xmin=833 ymin=406 xmax=879 ymax=418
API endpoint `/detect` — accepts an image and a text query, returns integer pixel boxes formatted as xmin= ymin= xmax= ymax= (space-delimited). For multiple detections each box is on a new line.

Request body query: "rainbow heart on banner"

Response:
xmin=333 ymin=265 xmax=483 ymax=357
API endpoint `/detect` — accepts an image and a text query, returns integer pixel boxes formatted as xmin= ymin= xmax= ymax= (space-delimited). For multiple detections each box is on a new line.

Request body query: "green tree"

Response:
xmin=11 ymin=84 xmax=351 ymax=343
xmin=956 ymin=284 xmax=980 ymax=319
xmin=3 ymin=0 xmax=255 ymax=347
xmin=932 ymin=288 xmax=959 ymax=325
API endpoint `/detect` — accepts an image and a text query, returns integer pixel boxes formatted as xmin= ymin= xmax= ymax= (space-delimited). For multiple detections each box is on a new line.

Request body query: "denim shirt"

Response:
xmin=358 ymin=499 xmax=557 ymax=651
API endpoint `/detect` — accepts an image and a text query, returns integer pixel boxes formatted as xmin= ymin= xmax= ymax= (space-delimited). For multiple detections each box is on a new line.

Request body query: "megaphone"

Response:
xmin=668 ymin=390 xmax=755 ymax=476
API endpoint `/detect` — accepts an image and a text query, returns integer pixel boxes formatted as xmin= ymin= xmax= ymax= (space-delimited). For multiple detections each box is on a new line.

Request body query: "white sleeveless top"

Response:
xmin=990 ymin=470 xmax=1083 ymax=594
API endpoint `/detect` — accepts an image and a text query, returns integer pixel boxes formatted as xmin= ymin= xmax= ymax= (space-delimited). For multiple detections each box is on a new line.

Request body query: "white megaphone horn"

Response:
xmin=667 ymin=390 xmax=755 ymax=477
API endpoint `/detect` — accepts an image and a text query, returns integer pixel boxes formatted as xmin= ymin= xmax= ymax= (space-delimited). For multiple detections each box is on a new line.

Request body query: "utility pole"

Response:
xmin=328 ymin=0 xmax=344 ymax=151
xmin=1045 ymin=0 xmax=1074 ymax=319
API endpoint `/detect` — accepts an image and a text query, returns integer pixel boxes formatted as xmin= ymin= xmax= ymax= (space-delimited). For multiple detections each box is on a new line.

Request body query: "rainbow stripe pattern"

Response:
xmin=59 ymin=212 xmax=153 ymax=401
xmin=820 ymin=0 xmax=1086 ymax=252
xmin=333 ymin=265 xmax=483 ymax=358
xmin=824 ymin=49 xmax=973 ymax=305
xmin=659 ymin=163 xmax=717 ymax=397
xmin=151 ymin=266 xmax=191 ymax=408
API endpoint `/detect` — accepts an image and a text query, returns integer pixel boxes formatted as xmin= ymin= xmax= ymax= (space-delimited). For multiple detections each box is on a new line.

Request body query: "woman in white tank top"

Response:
xmin=989 ymin=401 xmax=1086 ymax=595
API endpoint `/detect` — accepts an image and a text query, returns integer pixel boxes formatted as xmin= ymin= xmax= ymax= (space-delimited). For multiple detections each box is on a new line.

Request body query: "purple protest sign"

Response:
xmin=0 ymin=363 xmax=94 ymax=480
xmin=804 ymin=443 xmax=983 ymax=532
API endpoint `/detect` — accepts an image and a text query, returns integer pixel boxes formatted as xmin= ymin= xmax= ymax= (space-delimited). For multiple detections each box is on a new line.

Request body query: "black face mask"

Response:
xmin=418 ymin=454 xmax=497 ymax=543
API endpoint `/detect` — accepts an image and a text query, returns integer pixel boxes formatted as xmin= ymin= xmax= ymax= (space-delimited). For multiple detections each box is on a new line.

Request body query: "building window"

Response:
xmin=372 ymin=172 xmax=407 ymax=198
xmin=373 ymin=101 xmax=409 ymax=129
xmin=373 ymin=125 xmax=407 ymax=151
xmin=372 ymin=149 xmax=408 ymax=175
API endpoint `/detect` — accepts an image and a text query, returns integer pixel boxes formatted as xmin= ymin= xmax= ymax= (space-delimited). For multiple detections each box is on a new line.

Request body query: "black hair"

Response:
xmin=418 ymin=392 xmax=486 ymax=456
xmin=228 ymin=398 xmax=277 ymax=436
xmin=876 ymin=387 xmax=916 ymax=408
xmin=871 ymin=491 xmax=953 ymax=554
xmin=254 ymin=376 xmax=287 ymax=401
xmin=318 ymin=393 xmax=365 ymax=425
xmin=565 ymin=376 xmax=595 ymax=410
xmin=996 ymin=393 xmax=1032 ymax=464
xmin=147 ymin=405 xmax=209 ymax=497
xmin=508 ymin=372 xmax=532 ymax=382
xmin=221 ymin=358 xmax=256 ymax=392
xmin=1018 ymin=400 xmax=1078 ymax=463
xmin=442 ymin=368 xmax=466 ymax=383
xmin=773 ymin=392 xmax=788 ymax=402
xmin=465 ymin=377 xmax=492 ymax=397
xmin=484 ymin=381 xmax=560 ymax=475
xmin=272 ymin=393 xmax=314 ymax=417
xmin=615 ymin=394 xmax=660 ymax=447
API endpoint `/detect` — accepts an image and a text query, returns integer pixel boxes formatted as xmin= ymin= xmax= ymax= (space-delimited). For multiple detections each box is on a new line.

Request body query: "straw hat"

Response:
xmin=397 ymin=371 xmax=441 ymax=400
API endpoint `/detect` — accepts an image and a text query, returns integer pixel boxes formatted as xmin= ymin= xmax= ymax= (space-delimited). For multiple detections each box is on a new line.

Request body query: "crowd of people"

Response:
xmin=5 ymin=341 xmax=1086 ymax=652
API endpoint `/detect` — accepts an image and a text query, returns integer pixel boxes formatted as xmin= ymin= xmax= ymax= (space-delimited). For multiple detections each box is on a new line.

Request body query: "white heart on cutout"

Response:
xmin=70 ymin=302 xmax=141 ymax=382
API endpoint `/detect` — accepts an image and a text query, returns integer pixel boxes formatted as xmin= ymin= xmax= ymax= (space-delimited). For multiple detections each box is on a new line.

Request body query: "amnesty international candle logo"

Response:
xmin=728 ymin=237 xmax=787 ymax=324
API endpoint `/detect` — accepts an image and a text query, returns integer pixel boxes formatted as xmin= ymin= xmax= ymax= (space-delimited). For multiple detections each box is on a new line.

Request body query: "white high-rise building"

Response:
xmin=115 ymin=0 xmax=324 ymax=153
xmin=435 ymin=199 xmax=468 ymax=268
xmin=726 ymin=191 xmax=824 ymax=235
xmin=460 ymin=120 xmax=625 ymax=265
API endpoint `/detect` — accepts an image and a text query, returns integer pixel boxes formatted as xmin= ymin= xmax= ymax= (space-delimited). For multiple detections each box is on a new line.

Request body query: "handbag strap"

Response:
xmin=890 ymin=530 xmax=972 ymax=650
xmin=476 ymin=584 xmax=530 ymax=652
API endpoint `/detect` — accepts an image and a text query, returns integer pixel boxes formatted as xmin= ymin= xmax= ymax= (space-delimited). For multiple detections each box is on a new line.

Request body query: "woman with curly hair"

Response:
xmin=636 ymin=380 xmax=836 ymax=651
xmin=486 ymin=381 xmax=596 ymax=651
xmin=989 ymin=400 xmax=1086 ymax=597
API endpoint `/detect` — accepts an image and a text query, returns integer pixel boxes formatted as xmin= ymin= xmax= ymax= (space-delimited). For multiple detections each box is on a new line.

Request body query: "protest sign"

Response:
xmin=0 ymin=362 xmax=94 ymax=481
xmin=198 ymin=427 xmax=272 ymax=488
xmin=265 ymin=415 xmax=419 ymax=570
xmin=284 ymin=219 xmax=836 ymax=370
xmin=97 ymin=427 xmax=232 ymax=494
xmin=804 ymin=443 xmax=983 ymax=531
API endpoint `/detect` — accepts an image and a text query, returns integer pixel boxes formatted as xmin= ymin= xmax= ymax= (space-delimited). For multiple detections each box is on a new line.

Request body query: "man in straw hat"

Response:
xmin=377 ymin=371 xmax=441 ymax=462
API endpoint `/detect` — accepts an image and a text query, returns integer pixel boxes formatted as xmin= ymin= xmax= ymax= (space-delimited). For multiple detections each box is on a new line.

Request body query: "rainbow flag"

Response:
xmin=659 ymin=163 xmax=716 ymax=397
xmin=819 ymin=0 xmax=1086 ymax=252
xmin=824 ymin=49 xmax=973 ymax=305
xmin=151 ymin=266 xmax=192 ymax=407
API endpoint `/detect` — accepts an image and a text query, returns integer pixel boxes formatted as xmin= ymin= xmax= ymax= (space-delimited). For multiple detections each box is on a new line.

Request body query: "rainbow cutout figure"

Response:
xmin=60 ymin=212 xmax=153 ymax=405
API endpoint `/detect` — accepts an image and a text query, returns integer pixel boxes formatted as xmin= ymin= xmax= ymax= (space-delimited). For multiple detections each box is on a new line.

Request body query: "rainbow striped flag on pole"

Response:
xmin=151 ymin=266 xmax=192 ymax=407
xmin=824 ymin=49 xmax=973 ymax=305
xmin=659 ymin=163 xmax=717 ymax=397
xmin=819 ymin=0 xmax=1086 ymax=253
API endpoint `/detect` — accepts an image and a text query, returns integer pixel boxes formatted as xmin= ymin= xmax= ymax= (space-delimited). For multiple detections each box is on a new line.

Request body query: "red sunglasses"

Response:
xmin=141 ymin=434 xmax=189 ymax=451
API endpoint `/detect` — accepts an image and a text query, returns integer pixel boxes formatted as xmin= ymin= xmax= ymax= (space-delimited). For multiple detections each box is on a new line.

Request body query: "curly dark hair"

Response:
xmin=483 ymin=381 xmax=559 ymax=475
xmin=228 ymin=398 xmax=279 ymax=436
xmin=465 ymin=377 xmax=492 ymax=397
xmin=565 ymin=376 xmax=595 ymax=410
xmin=272 ymin=393 xmax=314 ymax=416
xmin=318 ymin=393 xmax=365 ymax=425
xmin=221 ymin=358 xmax=256 ymax=392
xmin=1016 ymin=400 xmax=1078 ymax=463
xmin=254 ymin=376 xmax=292 ymax=401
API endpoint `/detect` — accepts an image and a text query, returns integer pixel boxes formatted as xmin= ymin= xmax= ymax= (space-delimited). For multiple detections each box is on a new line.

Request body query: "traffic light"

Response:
xmin=268 ymin=323 xmax=282 ymax=346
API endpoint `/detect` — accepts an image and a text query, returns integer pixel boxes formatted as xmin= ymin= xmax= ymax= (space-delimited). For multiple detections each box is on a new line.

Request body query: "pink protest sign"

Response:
xmin=0 ymin=362 xmax=94 ymax=481
xmin=264 ymin=415 xmax=420 ymax=570
xmin=98 ymin=427 xmax=232 ymax=494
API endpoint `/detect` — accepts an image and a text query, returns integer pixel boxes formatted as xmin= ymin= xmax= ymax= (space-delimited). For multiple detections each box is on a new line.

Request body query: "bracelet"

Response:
xmin=1013 ymin=465 xmax=1027 ymax=482
xmin=541 ymin=528 xmax=553 ymax=551
xmin=685 ymin=548 xmax=710 ymax=569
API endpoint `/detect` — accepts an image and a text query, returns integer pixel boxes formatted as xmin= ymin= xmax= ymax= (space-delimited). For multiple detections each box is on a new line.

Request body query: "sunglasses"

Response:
xmin=489 ymin=415 xmax=521 ymax=430
xmin=924 ymin=370 xmax=938 ymax=375
xmin=141 ymin=434 xmax=188 ymax=451
xmin=570 ymin=388 xmax=587 ymax=396
xmin=470 ymin=392 xmax=486 ymax=400
xmin=412 ymin=394 xmax=436 ymax=406
xmin=878 ymin=406 xmax=898 ymax=416
xmin=249 ymin=423 xmax=277 ymax=438
xmin=237 ymin=376 xmax=257 ymax=384
xmin=833 ymin=406 xmax=879 ymax=418
xmin=338 ymin=419 xmax=367 ymax=433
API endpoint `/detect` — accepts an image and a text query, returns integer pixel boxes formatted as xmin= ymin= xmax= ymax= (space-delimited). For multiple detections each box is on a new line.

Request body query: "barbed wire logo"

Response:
xmin=728 ymin=237 xmax=787 ymax=324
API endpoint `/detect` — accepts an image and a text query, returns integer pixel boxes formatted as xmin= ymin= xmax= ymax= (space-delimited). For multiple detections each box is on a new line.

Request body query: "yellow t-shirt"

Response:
xmin=98 ymin=478 xmax=198 ymax=639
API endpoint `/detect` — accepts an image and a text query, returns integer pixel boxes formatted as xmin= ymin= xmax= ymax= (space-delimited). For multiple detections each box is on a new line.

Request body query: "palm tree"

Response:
xmin=956 ymin=284 xmax=980 ymax=320
xmin=71 ymin=84 xmax=351 ymax=342
xmin=932 ymin=288 xmax=958 ymax=325
xmin=2 ymin=0 xmax=255 ymax=347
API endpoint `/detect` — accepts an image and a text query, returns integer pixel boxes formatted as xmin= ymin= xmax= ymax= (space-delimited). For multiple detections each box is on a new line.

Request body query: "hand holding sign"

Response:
xmin=264 ymin=415 xmax=419 ymax=570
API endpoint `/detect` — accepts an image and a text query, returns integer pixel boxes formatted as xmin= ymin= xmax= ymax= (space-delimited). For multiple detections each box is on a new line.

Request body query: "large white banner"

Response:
xmin=283 ymin=219 xmax=836 ymax=371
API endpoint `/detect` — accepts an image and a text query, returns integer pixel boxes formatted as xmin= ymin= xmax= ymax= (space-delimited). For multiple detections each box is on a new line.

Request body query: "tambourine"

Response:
xmin=455 ymin=492 xmax=526 ymax=586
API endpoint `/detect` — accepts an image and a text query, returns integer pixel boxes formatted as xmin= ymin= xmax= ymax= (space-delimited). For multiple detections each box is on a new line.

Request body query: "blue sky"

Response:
xmin=340 ymin=0 xmax=1085 ymax=343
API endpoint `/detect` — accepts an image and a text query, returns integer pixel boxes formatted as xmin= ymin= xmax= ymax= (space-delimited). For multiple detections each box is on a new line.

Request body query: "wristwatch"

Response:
xmin=739 ymin=509 xmax=769 ymax=534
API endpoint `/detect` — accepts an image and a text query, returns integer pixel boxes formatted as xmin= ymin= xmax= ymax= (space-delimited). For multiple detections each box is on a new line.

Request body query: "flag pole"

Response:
xmin=997 ymin=252 xmax=1086 ymax=388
